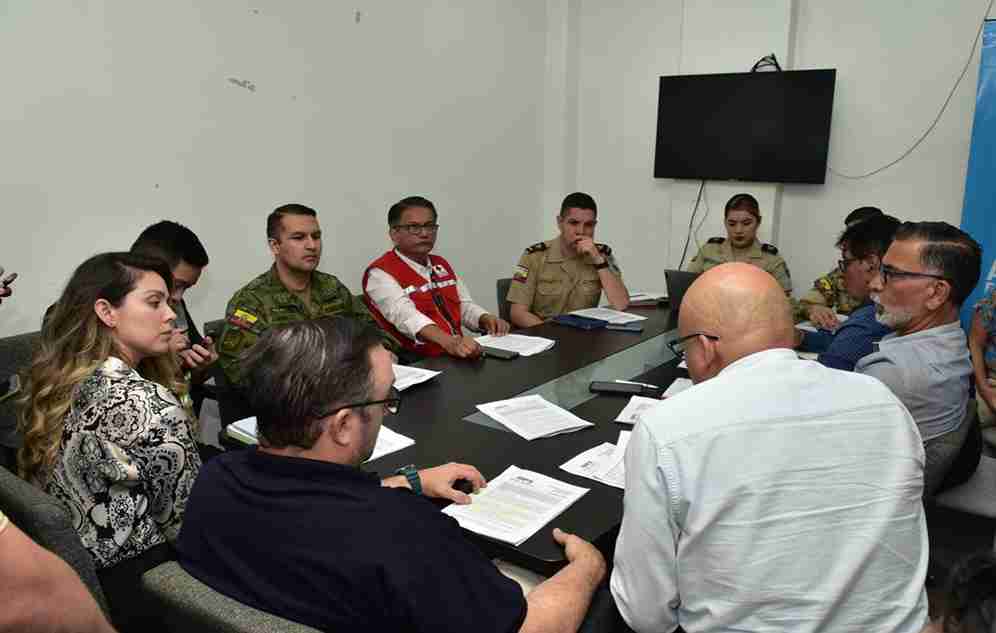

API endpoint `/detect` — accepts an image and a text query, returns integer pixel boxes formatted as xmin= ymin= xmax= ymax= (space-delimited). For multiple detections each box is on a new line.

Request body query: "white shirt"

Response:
xmin=365 ymin=249 xmax=489 ymax=340
xmin=611 ymin=348 xmax=929 ymax=633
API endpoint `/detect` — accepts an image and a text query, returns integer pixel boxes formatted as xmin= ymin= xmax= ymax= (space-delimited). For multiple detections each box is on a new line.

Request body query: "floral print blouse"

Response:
xmin=46 ymin=357 xmax=201 ymax=569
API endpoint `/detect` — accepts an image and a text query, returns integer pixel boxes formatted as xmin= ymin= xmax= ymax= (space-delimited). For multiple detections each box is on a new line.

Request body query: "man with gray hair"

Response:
xmin=856 ymin=221 xmax=982 ymax=495
xmin=612 ymin=263 xmax=928 ymax=632
xmin=178 ymin=317 xmax=606 ymax=633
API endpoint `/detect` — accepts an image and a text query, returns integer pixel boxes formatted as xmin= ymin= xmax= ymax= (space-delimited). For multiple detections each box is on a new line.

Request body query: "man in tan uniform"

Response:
xmin=507 ymin=192 xmax=629 ymax=328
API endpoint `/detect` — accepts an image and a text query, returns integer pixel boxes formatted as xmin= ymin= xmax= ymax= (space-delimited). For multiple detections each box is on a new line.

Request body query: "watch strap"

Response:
xmin=396 ymin=464 xmax=422 ymax=495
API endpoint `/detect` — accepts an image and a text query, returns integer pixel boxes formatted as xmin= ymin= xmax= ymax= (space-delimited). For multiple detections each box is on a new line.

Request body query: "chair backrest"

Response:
xmin=142 ymin=561 xmax=322 ymax=633
xmin=938 ymin=399 xmax=984 ymax=493
xmin=496 ymin=278 xmax=512 ymax=323
xmin=0 ymin=330 xmax=40 ymax=460
xmin=664 ymin=270 xmax=700 ymax=321
xmin=0 ymin=465 xmax=109 ymax=615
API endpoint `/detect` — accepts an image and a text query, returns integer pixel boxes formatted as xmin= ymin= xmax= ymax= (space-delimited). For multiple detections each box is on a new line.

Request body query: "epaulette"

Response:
xmin=761 ymin=243 xmax=779 ymax=255
xmin=525 ymin=242 xmax=548 ymax=254
xmin=707 ymin=237 xmax=725 ymax=244
xmin=596 ymin=243 xmax=612 ymax=255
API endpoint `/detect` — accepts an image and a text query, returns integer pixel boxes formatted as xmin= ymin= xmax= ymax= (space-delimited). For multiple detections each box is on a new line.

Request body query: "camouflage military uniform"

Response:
xmin=218 ymin=266 xmax=392 ymax=386
xmin=506 ymin=238 xmax=621 ymax=320
xmin=686 ymin=237 xmax=792 ymax=294
xmin=794 ymin=268 xmax=864 ymax=321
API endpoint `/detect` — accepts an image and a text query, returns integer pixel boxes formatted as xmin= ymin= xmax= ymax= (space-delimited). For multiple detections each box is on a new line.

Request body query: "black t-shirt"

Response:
xmin=177 ymin=449 xmax=527 ymax=632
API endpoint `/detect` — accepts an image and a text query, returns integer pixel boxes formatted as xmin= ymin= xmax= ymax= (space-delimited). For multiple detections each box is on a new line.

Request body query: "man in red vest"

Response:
xmin=363 ymin=196 xmax=510 ymax=358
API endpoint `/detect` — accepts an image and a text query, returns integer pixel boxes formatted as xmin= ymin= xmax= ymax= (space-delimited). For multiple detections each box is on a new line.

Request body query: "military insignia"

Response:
xmin=233 ymin=309 xmax=258 ymax=324
xmin=227 ymin=308 xmax=259 ymax=332
xmin=525 ymin=242 xmax=548 ymax=253
xmin=761 ymin=243 xmax=779 ymax=255
xmin=707 ymin=237 xmax=726 ymax=244
xmin=512 ymin=265 xmax=529 ymax=283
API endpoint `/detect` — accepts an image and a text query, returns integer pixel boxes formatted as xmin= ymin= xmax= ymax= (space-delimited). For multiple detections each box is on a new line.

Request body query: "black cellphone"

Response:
xmin=589 ymin=381 xmax=662 ymax=398
xmin=481 ymin=346 xmax=519 ymax=360
xmin=606 ymin=322 xmax=644 ymax=333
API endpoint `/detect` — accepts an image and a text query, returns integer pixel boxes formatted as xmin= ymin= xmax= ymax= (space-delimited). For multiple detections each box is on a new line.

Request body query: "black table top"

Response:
xmin=367 ymin=306 xmax=688 ymax=575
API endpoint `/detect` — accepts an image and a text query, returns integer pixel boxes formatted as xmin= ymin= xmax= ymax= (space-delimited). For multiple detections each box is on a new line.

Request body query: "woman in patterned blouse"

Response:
xmin=18 ymin=251 xmax=201 ymax=631
xmin=969 ymin=286 xmax=996 ymax=428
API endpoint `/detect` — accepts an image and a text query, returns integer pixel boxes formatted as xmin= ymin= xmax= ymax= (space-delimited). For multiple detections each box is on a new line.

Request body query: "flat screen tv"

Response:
xmin=653 ymin=69 xmax=836 ymax=184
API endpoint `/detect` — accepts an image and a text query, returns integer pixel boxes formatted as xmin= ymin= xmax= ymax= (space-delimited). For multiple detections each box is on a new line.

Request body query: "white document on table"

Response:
xmin=392 ymin=364 xmax=441 ymax=391
xmin=560 ymin=431 xmax=631 ymax=490
xmin=442 ymin=465 xmax=589 ymax=545
xmin=569 ymin=307 xmax=648 ymax=324
xmin=663 ymin=378 xmax=694 ymax=398
xmin=226 ymin=417 xmax=414 ymax=463
xmin=596 ymin=431 xmax=631 ymax=488
xmin=615 ymin=395 xmax=661 ymax=425
xmin=629 ymin=291 xmax=667 ymax=302
xmin=797 ymin=351 xmax=819 ymax=361
xmin=476 ymin=394 xmax=594 ymax=440
xmin=475 ymin=334 xmax=555 ymax=357
xmin=796 ymin=314 xmax=849 ymax=333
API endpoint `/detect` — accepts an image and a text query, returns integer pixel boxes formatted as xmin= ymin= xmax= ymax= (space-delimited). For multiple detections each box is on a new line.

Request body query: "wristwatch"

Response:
xmin=396 ymin=464 xmax=422 ymax=495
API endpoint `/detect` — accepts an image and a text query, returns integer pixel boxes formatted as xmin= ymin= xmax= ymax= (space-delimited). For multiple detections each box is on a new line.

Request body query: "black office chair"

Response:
xmin=496 ymin=278 xmax=513 ymax=323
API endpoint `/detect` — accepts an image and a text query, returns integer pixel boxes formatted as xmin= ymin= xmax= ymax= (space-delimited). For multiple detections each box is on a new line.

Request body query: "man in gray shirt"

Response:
xmin=856 ymin=221 xmax=982 ymax=495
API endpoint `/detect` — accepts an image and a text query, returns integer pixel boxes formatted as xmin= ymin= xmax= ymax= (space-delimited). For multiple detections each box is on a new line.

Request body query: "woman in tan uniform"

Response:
xmin=685 ymin=193 xmax=791 ymax=295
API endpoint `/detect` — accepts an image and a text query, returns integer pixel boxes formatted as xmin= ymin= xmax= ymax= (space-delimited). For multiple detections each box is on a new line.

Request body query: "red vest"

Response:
xmin=363 ymin=250 xmax=463 ymax=357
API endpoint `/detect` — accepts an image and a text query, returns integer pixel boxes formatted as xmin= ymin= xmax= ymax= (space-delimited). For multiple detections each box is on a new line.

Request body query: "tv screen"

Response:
xmin=653 ymin=69 xmax=836 ymax=184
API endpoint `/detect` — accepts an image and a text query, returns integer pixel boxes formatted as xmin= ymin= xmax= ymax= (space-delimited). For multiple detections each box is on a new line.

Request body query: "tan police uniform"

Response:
xmin=686 ymin=237 xmax=792 ymax=294
xmin=506 ymin=238 xmax=621 ymax=320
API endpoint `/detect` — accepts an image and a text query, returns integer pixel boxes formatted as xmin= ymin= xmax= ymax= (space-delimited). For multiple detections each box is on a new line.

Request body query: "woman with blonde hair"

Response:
xmin=18 ymin=251 xmax=201 ymax=631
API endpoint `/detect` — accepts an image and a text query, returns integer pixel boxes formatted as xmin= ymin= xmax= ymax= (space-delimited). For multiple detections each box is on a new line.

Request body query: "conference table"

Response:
xmin=363 ymin=305 xmax=688 ymax=577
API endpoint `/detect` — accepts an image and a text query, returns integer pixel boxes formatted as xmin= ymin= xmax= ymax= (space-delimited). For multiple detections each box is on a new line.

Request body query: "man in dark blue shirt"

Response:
xmin=178 ymin=317 xmax=606 ymax=633
xmin=796 ymin=214 xmax=900 ymax=371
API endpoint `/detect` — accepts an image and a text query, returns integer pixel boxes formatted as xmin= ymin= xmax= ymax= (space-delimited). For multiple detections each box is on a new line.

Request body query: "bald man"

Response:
xmin=611 ymin=263 xmax=929 ymax=633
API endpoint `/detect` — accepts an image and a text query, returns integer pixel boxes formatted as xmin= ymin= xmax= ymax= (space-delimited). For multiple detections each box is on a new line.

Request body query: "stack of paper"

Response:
xmin=475 ymin=334 xmax=555 ymax=357
xmin=628 ymin=291 xmax=667 ymax=306
xmin=663 ymin=378 xmax=694 ymax=398
xmin=615 ymin=395 xmax=662 ymax=425
xmin=570 ymin=307 xmax=648 ymax=325
xmin=393 ymin=364 xmax=441 ymax=391
xmin=226 ymin=417 xmax=415 ymax=463
xmin=476 ymin=395 xmax=593 ymax=440
xmin=560 ymin=431 xmax=631 ymax=489
xmin=442 ymin=465 xmax=589 ymax=545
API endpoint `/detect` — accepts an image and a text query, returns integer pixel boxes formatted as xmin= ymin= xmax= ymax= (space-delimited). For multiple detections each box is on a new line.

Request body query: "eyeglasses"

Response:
xmin=667 ymin=332 xmax=720 ymax=359
xmin=879 ymin=264 xmax=949 ymax=286
xmin=837 ymin=257 xmax=861 ymax=273
xmin=320 ymin=386 xmax=402 ymax=417
xmin=392 ymin=223 xmax=440 ymax=235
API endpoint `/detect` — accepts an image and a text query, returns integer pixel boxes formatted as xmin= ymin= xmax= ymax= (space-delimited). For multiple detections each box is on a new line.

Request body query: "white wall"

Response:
xmin=552 ymin=0 xmax=991 ymax=298
xmin=3 ymin=1 xmax=992 ymax=339
xmin=0 ymin=1 xmax=548 ymax=337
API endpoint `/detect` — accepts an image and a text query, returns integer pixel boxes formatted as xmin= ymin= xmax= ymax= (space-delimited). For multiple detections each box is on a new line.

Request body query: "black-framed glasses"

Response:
xmin=320 ymin=386 xmax=402 ymax=417
xmin=837 ymin=257 xmax=861 ymax=273
xmin=667 ymin=332 xmax=720 ymax=359
xmin=879 ymin=264 xmax=949 ymax=286
xmin=392 ymin=223 xmax=440 ymax=235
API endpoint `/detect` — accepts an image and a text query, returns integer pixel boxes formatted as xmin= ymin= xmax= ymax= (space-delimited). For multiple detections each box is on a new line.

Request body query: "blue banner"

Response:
xmin=961 ymin=20 xmax=996 ymax=328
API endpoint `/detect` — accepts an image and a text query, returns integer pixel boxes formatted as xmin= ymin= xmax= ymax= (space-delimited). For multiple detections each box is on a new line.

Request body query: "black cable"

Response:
xmin=678 ymin=179 xmax=706 ymax=269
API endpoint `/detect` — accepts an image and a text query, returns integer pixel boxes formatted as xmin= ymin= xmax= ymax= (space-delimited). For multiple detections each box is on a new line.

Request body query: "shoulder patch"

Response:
xmin=761 ymin=243 xmax=779 ymax=255
xmin=512 ymin=265 xmax=529 ymax=283
xmin=707 ymin=237 xmax=726 ymax=244
xmin=227 ymin=309 xmax=259 ymax=332
xmin=596 ymin=243 xmax=612 ymax=255
xmin=525 ymin=242 xmax=548 ymax=254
